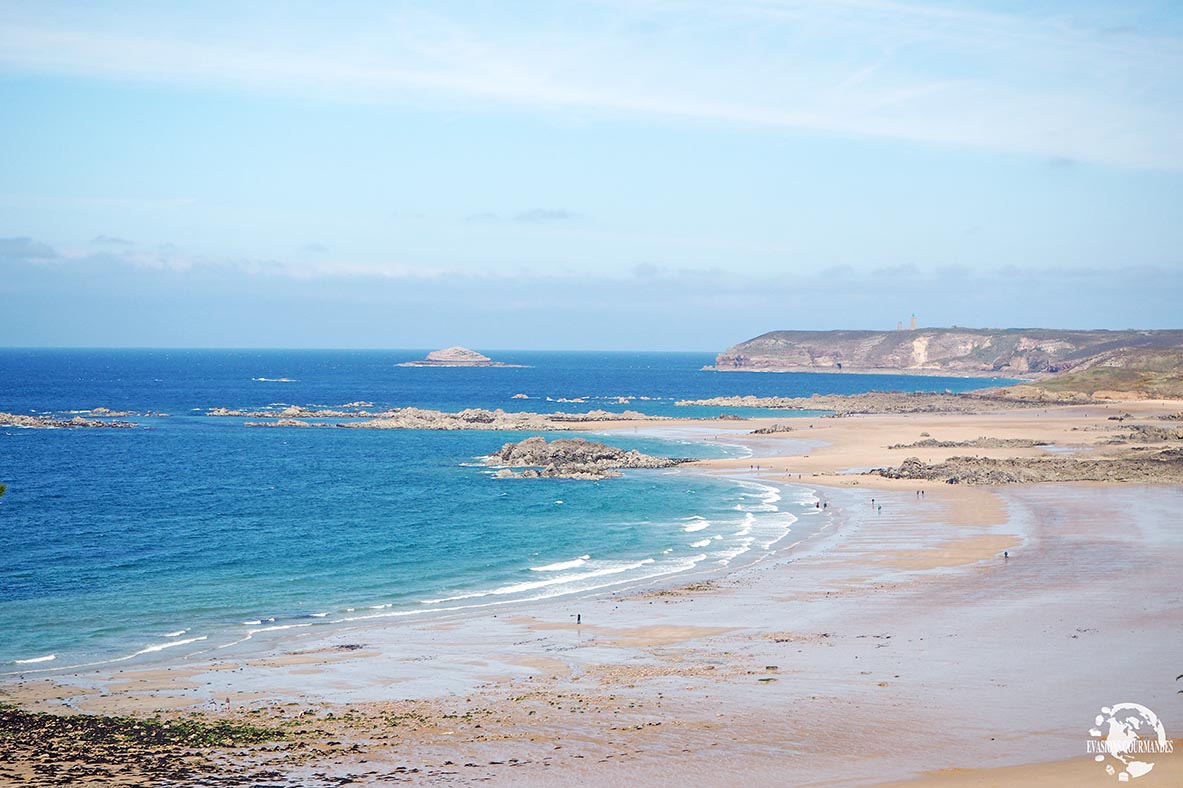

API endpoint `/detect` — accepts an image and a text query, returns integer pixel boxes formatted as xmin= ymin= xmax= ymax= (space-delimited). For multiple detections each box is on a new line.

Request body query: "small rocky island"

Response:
xmin=397 ymin=347 xmax=527 ymax=368
xmin=487 ymin=436 xmax=686 ymax=480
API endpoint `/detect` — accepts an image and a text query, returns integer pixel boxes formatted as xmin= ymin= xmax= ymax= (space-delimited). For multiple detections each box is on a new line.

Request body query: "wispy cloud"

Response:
xmin=91 ymin=234 xmax=134 ymax=246
xmin=0 ymin=2 xmax=1179 ymax=170
xmin=6 ymin=240 xmax=1179 ymax=349
xmin=463 ymin=209 xmax=579 ymax=224
xmin=0 ymin=236 xmax=58 ymax=260
xmin=513 ymin=209 xmax=578 ymax=223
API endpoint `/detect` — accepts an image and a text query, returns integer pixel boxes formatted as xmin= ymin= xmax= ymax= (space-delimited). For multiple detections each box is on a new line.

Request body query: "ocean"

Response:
xmin=0 ymin=349 xmax=1013 ymax=672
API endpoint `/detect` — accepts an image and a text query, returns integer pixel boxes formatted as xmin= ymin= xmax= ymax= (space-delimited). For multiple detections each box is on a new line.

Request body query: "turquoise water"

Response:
xmin=0 ymin=350 xmax=1013 ymax=670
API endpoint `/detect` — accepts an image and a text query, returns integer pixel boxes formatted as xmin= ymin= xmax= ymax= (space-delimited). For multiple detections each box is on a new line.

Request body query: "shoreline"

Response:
xmin=0 ymin=427 xmax=812 ymax=680
xmin=2 ymin=402 xmax=1181 ymax=786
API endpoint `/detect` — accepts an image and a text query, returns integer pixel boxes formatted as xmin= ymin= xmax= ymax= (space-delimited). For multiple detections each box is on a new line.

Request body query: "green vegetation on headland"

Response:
xmin=1032 ymin=349 xmax=1183 ymax=398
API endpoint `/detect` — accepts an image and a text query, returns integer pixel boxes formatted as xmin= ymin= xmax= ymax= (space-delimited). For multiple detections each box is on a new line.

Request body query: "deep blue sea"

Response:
xmin=0 ymin=349 xmax=1013 ymax=671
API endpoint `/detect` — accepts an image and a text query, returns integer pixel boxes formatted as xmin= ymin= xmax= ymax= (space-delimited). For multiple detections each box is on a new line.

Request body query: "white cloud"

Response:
xmin=0 ymin=1 xmax=1180 ymax=169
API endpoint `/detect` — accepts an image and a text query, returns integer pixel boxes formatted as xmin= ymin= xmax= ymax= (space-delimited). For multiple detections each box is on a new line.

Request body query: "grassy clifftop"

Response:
xmin=1032 ymin=348 xmax=1183 ymax=398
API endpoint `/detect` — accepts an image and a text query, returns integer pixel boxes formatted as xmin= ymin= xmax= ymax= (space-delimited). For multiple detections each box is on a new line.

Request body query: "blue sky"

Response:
xmin=1 ymin=0 xmax=1181 ymax=349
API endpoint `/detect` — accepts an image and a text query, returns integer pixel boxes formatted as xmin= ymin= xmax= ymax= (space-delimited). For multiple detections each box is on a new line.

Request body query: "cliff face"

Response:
xmin=712 ymin=328 xmax=1183 ymax=378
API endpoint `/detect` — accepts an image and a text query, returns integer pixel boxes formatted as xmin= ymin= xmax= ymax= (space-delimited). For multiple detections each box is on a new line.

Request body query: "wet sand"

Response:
xmin=2 ymin=401 xmax=1181 ymax=786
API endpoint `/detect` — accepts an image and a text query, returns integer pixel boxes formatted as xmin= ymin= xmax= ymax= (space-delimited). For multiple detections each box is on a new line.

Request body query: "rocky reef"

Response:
xmin=887 ymin=437 xmax=1049 ymax=449
xmin=872 ymin=449 xmax=1183 ymax=484
xmin=0 ymin=411 xmax=136 ymax=429
xmin=214 ymin=405 xmax=665 ymax=431
xmin=396 ymin=347 xmax=528 ymax=368
xmin=675 ymin=391 xmax=1054 ymax=416
xmin=486 ymin=436 xmax=686 ymax=480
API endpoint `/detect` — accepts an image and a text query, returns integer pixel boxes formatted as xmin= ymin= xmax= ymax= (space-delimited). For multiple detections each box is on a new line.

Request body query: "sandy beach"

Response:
xmin=2 ymin=401 xmax=1181 ymax=786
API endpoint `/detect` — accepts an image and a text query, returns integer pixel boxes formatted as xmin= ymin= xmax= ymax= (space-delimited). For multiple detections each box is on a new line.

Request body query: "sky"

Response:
xmin=1 ymin=0 xmax=1181 ymax=350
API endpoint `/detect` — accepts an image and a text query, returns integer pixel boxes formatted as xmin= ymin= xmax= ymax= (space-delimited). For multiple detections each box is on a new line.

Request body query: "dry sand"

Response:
xmin=2 ymin=401 xmax=1181 ymax=786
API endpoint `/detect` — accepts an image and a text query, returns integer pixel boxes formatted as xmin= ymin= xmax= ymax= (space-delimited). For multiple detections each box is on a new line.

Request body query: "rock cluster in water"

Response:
xmin=487 ymin=436 xmax=686 ymax=480
xmin=396 ymin=347 xmax=528 ymax=367
xmin=211 ymin=405 xmax=663 ymax=431
xmin=0 ymin=411 xmax=137 ymax=429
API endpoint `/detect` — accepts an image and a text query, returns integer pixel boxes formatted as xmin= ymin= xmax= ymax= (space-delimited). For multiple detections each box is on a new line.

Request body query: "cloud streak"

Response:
xmin=4 ymin=240 xmax=1180 ymax=350
xmin=0 ymin=236 xmax=58 ymax=260
xmin=0 ymin=2 xmax=1179 ymax=170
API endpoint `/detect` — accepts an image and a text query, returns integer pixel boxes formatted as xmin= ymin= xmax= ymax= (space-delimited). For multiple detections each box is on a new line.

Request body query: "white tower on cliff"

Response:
xmin=910 ymin=313 xmax=917 ymax=330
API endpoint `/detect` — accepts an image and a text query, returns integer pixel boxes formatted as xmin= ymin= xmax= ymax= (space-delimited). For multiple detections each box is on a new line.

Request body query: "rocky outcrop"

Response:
xmin=221 ymin=405 xmax=667 ymax=431
xmin=750 ymin=424 xmax=796 ymax=434
xmin=676 ymin=392 xmax=1055 ymax=416
xmin=396 ymin=347 xmax=528 ymax=368
xmin=712 ymin=328 xmax=1183 ymax=379
xmin=1103 ymin=425 xmax=1183 ymax=444
xmin=888 ymin=437 xmax=1048 ymax=449
xmin=872 ymin=449 xmax=1183 ymax=484
xmin=0 ymin=411 xmax=136 ymax=429
xmin=487 ymin=436 xmax=686 ymax=479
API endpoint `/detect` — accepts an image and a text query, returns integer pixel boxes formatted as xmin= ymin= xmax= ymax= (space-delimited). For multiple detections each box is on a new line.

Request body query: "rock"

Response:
xmin=486 ymin=436 xmax=686 ymax=480
xmin=750 ymin=424 xmax=795 ymax=434
xmin=887 ymin=437 xmax=1048 ymax=449
xmin=0 ymin=411 xmax=136 ymax=429
xmin=209 ymin=405 xmax=668 ymax=431
xmin=396 ymin=347 xmax=528 ymax=367
xmin=872 ymin=449 xmax=1183 ymax=485
xmin=427 ymin=346 xmax=491 ymax=364
xmin=675 ymin=392 xmax=1053 ymax=415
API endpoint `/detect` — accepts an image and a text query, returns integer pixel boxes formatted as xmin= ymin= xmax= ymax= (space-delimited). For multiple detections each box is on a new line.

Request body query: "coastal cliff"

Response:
xmin=711 ymin=328 xmax=1183 ymax=381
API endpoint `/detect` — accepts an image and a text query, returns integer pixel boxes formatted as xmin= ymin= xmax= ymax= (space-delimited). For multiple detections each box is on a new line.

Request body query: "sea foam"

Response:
xmin=530 ymin=555 xmax=590 ymax=572
xmin=14 ymin=654 xmax=56 ymax=664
